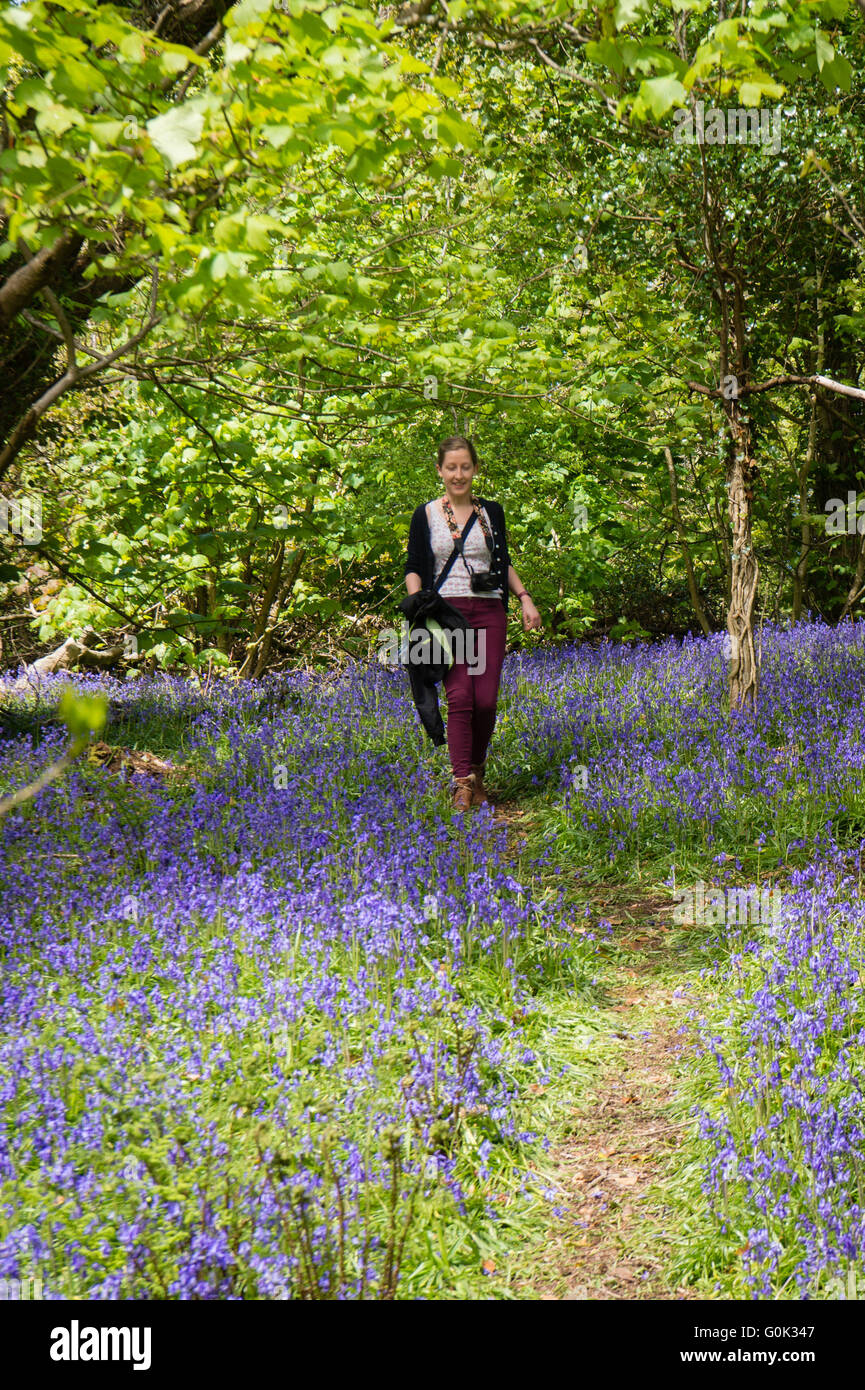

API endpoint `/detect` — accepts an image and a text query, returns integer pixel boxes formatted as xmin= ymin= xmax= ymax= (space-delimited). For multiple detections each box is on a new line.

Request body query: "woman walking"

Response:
xmin=404 ymin=437 xmax=542 ymax=811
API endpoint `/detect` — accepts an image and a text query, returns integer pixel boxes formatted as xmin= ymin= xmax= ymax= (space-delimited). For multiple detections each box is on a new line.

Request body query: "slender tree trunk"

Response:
xmin=792 ymin=264 xmax=826 ymax=619
xmin=664 ymin=446 xmax=712 ymax=636
xmin=239 ymin=538 xmax=285 ymax=679
xmin=791 ymin=396 xmax=818 ymax=622
xmin=253 ymin=545 xmax=308 ymax=677
xmin=690 ymin=455 xmax=726 ymax=604
xmin=840 ymin=529 xmax=865 ymax=618
xmin=698 ymin=146 xmax=759 ymax=708
xmin=712 ymin=488 xmax=732 ymax=608
xmin=725 ymin=424 xmax=759 ymax=709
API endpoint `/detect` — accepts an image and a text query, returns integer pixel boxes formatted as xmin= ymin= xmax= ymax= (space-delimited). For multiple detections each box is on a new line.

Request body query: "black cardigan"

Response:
xmin=404 ymin=497 xmax=512 ymax=611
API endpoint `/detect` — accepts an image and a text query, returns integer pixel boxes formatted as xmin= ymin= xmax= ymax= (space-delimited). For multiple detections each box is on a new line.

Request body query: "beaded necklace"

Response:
xmin=440 ymin=494 xmax=494 ymax=551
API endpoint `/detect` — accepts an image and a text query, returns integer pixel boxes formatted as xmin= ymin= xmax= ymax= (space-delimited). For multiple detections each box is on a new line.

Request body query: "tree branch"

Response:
xmin=0 ymin=738 xmax=87 ymax=819
xmin=0 ymin=270 xmax=161 ymax=482
xmin=687 ymin=373 xmax=865 ymax=402
xmin=0 ymin=235 xmax=83 ymax=328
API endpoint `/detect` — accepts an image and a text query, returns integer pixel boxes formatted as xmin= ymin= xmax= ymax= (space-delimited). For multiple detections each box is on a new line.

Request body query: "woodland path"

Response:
xmin=494 ymin=798 xmax=700 ymax=1300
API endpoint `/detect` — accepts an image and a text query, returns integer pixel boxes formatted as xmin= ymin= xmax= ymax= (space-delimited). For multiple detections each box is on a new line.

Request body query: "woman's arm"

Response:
xmin=508 ymin=565 xmax=542 ymax=631
xmin=405 ymin=571 xmax=422 ymax=595
xmin=488 ymin=501 xmax=541 ymax=631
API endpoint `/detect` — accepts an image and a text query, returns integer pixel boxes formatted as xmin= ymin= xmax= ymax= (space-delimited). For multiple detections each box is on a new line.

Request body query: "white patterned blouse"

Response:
xmin=425 ymin=498 xmax=503 ymax=599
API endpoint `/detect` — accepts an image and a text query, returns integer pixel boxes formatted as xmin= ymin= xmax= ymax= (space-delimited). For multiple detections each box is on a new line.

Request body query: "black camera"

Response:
xmin=453 ymin=530 xmax=499 ymax=593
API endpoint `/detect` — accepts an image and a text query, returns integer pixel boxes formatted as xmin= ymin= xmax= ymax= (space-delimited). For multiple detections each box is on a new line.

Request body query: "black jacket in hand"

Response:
xmin=398 ymin=589 xmax=468 ymax=746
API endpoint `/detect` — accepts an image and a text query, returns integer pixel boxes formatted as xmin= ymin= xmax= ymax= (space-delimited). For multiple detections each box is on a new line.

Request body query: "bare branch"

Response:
xmin=0 ymin=738 xmax=86 ymax=820
xmin=688 ymin=373 xmax=865 ymax=403
xmin=40 ymin=285 xmax=78 ymax=377
xmin=0 ymin=234 xmax=82 ymax=327
xmin=0 ymin=270 xmax=161 ymax=482
xmin=159 ymin=17 xmax=225 ymax=97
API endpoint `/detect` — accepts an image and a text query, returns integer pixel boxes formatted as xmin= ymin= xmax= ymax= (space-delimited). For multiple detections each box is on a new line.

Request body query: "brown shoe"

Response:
xmin=452 ymin=775 xmax=474 ymax=812
xmin=470 ymin=763 xmax=490 ymax=806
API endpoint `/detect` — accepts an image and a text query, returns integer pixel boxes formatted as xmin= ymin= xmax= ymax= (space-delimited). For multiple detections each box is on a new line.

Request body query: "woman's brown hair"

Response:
xmin=436 ymin=436 xmax=478 ymax=469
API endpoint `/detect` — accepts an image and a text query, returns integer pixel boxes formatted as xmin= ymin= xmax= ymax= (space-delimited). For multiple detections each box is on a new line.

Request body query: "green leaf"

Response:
xmin=3 ymin=4 xmax=33 ymax=29
xmin=224 ymin=39 xmax=252 ymax=66
xmin=146 ymin=106 xmax=205 ymax=167
xmin=615 ymin=0 xmax=650 ymax=26
xmin=261 ymin=124 xmax=305 ymax=153
xmin=739 ymin=74 xmax=786 ymax=103
xmin=639 ymin=75 xmax=687 ymax=119
xmin=58 ymin=689 xmax=108 ymax=740
xmin=35 ymin=101 xmax=81 ymax=137
xmin=818 ymin=53 xmax=852 ymax=92
xmin=585 ymin=38 xmax=625 ymax=76
xmin=814 ymin=29 xmax=834 ymax=70
xmin=230 ymin=0 xmax=272 ymax=23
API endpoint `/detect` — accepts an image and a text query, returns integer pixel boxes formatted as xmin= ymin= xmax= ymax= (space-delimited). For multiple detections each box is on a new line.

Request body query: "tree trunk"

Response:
xmin=792 ymin=266 xmax=826 ymax=620
xmin=791 ymin=395 xmax=818 ymax=622
xmin=238 ymin=539 xmax=285 ymax=679
xmin=726 ymin=425 xmax=759 ymax=710
xmin=253 ymin=546 xmax=308 ymax=678
xmin=696 ymin=144 xmax=760 ymax=709
xmin=840 ymin=528 xmax=865 ymax=619
xmin=664 ymin=446 xmax=712 ymax=636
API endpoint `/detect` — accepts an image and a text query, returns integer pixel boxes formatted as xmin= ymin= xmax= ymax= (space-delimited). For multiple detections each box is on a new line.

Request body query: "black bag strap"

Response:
xmin=433 ymin=509 xmax=477 ymax=592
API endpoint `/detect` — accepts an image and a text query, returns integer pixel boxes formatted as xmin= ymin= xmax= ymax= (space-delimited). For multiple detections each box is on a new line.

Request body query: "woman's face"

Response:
xmin=437 ymin=447 xmax=477 ymax=498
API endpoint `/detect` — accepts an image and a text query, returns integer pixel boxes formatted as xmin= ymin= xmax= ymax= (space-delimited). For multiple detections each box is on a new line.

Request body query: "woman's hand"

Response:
xmin=519 ymin=594 xmax=542 ymax=632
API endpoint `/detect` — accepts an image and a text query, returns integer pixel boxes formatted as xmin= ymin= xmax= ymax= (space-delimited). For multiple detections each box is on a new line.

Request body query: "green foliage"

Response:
xmin=57 ymin=687 xmax=108 ymax=740
xmin=3 ymin=0 xmax=864 ymax=663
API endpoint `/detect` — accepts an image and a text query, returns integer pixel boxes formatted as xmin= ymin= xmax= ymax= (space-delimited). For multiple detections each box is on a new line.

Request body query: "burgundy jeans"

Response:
xmin=442 ymin=596 xmax=507 ymax=778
